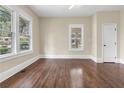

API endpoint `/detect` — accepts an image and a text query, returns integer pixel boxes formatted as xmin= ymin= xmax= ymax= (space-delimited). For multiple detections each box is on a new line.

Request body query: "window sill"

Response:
xmin=69 ymin=48 xmax=84 ymax=51
xmin=0 ymin=50 xmax=33 ymax=63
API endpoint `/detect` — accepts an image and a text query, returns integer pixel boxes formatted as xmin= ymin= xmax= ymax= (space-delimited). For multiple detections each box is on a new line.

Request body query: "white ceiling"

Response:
xmin=29 ymin=5 xmax=124 ymax=17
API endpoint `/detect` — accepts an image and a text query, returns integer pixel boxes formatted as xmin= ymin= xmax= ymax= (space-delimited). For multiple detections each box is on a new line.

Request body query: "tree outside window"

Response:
xmin=0 ymin=6 xmax=12 ymax=55
xmin=19 ymin=16 xmax=30 ymax=51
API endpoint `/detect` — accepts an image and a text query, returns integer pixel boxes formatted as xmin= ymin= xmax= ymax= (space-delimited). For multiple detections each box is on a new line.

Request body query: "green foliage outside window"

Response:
xmin=19 ymin=17 xmax=30 ymax=51
xmin=0 ymin=5 xmax=12 ymax=55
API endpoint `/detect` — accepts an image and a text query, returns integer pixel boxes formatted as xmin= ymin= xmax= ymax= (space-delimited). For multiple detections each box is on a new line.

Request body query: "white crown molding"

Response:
xmin=0 ymin=55 xmax=40 ymax=83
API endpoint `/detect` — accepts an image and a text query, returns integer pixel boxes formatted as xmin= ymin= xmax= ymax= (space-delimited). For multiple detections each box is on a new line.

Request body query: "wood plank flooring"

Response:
xmin=1 ymin=59 xmax=124 ymax=88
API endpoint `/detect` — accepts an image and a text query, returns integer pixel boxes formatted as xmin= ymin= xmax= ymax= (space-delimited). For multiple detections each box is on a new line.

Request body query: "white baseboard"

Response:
xmin=90 ymin=56 xmax=103 ymax=63
xmin=2 ymin=54 xmax=122 ymax=83
xmin=0 ymin=55 xmax=40 ymax=83
xmin=0 ymin=54 xmax=91 ymax=83
xmin=97 ymin=58 xmax=103 ymax=63
xmin=91 ymin=57 xmax=121 ymax=63
xmin=90 ymin=56 xmax=97 ymax=62
xmin=40 ymin=55 xmax=91 ymax=59
xmin=40 ymin=55 xmax=104 ymax=63
xmin=119 ymin=59 xmax=124 ymax=64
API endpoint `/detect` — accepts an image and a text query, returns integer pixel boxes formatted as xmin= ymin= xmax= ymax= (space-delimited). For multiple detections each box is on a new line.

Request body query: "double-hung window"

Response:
xmin=0 ymin=5 xmax=32 ymax=60
xmin=19 ymin=15 xmax=32 ymax=52
xmin=0 ymin=6 xmax=13 ymax=56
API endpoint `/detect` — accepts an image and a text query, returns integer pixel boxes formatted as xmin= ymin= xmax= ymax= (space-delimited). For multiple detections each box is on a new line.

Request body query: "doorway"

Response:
xmin=102 ymin=23 xmax=117 ymax=63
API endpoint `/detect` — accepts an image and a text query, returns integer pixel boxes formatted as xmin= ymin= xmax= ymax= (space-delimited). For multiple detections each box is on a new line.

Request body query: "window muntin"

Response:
xmin=0 ymin=6 xmax=13 ymax=55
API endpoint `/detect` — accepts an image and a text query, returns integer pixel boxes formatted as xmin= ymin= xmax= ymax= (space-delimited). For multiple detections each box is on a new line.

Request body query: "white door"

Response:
xmin=103 ymin=24 xmax=117 ymax=62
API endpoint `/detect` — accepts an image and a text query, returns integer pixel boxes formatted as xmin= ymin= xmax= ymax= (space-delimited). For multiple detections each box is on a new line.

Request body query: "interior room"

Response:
xmin=1 ymin=5 xmax=124 ymax=88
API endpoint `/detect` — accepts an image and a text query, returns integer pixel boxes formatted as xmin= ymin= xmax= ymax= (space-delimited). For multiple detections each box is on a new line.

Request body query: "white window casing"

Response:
xmin=69 ymin=24 xmax=84 ymax=51
xmin=0 ymin=5 xmax=33 ymax=62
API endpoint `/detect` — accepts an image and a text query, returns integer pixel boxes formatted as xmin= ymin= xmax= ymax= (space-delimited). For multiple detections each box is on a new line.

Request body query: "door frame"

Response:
xmin=102 ymin=23 xmax=117 ymax=63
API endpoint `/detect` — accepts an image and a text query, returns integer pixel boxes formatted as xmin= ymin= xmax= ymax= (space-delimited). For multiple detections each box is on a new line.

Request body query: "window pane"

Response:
xmin=71 ymin=28 xmax=82 ymax=49
xmin=0 ymin=6 xmax=12 ymax=55
xmin=19 ymin=16 xmax=30 ymax=51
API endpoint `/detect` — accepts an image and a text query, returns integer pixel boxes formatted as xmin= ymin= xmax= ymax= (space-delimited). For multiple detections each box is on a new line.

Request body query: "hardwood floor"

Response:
xmin=1 ymin=59 xmax=124 ymax=88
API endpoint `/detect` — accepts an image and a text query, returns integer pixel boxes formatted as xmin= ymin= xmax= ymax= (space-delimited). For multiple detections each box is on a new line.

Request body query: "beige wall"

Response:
xmin=40 ymin=11 xmax=121 ymax=60
xmin=92 ymin=11 xmax=120 ymax=61
xmin=92 ymin=14 xmax=98 ymax=58
xmin=40 ymin=11 xmax=121 ymax=61
xmin=0 ymin=6 xmax=124 ymax=74
xmin=40 ymin=17 xmax=92 ymax=56
xmin=120 ymin=10 xmax=124 ymax=59
xmin=97 ymin=11 xmax=120 ymax=59
xmin=0 ymin=6 xmax=40 ymax=73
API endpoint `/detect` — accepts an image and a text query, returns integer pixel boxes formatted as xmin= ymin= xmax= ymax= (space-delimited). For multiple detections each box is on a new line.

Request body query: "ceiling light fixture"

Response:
xmin=68 ymin=5 xmax=75 ymax=10
xmin=68 ymin=5 xmax=81 ymax=10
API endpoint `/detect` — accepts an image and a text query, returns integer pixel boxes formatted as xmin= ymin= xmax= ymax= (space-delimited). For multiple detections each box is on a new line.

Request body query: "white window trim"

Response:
xmin=17 ymin=13 xmax=33 ymax=53
xmin=0 ymin=5 xmax=15 ymax=59
xmin=69 ymin=24 xmax=84 ymax=51
xmin=0 ymin=5 xmax=33 ymax=63
xmin=0 ymin=50 xmax=33 ymax=62
xmin=9 ymin=5 xmax=33 ymax=53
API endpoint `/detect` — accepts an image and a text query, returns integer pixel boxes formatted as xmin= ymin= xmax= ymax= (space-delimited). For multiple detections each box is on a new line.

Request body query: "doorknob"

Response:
xmin=104 ymin=45 xmax=107 ymax=46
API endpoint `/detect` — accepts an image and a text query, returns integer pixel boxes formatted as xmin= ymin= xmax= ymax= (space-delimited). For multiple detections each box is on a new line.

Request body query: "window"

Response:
xmin=69 ymin=24 xmax=84 ymax=51
xmin=0 ymin=5 xmax=32 ymax=60
xmin=0 ymin=6 xmax=13 ymax=55
xmin=19 ymin=16 xmax=31 ymax=52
